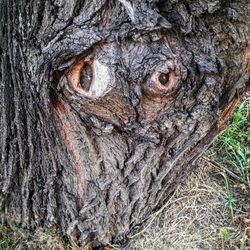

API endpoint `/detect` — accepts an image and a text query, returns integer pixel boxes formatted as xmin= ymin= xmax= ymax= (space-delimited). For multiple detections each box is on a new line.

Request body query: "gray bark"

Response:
xmin=0 ymin=0 xmax=249 ymax=247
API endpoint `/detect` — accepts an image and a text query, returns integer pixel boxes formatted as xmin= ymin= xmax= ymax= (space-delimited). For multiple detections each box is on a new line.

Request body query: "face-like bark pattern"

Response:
xmin=0 ymin=0 xmax=249 ymax=247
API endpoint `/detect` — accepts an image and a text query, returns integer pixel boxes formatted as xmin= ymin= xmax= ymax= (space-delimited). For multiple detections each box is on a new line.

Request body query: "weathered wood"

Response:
xmin=0 ymin=0 xmax=249 ymax=247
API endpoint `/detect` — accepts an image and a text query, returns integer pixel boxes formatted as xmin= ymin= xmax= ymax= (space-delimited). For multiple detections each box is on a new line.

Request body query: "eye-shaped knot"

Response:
xmin=154 ymin=70 xmax=176 ymax=90
xmin=67 ymin=59 xmax=112 ymax=98
xmin=79 ymin=61 xmax=93 ymax=91
xmin=67 ymin=59 xmax=89 ymax=95
xmin=158 ymin=72 xmax=170 ymax=86
xmin=143 ymin=66 xmax=179 ymax=97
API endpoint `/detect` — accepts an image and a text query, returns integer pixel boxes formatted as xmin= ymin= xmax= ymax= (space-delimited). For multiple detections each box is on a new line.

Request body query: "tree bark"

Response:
xmin=0 ymin=0 xmax=249 ymax=247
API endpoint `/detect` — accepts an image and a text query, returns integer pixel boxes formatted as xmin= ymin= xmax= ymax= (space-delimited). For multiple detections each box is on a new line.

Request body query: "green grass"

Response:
xmin=210 ymin=97 xmax=250 ymax=190
xmin=219 ymin=171 xmax=236 ymax=219
xmin=0 ymin=97 xmax=249 ymax=249
xmin=206 ymin=96 xmax=250 ymax=249
xmin=218 ymin=227 xmax=231 ymax=250
xmin=209 ymin=96 xmax=250 ymax=224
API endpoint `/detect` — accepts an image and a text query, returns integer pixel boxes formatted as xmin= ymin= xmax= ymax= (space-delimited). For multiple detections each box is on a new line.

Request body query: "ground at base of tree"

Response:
xmin=1 ymin=160 xmax=249 ymax=250
xmin=124 ymin=160 xmax=250 ymax=250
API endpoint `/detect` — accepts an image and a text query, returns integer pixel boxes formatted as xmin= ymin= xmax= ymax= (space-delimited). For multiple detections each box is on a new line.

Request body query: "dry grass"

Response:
xmin=0 ymin=161 xmax=248 ymax=250
xmin=1 ymin=98 xmax=249 ymax=249
xmin=2 ymin=94 xmax=250 ymax=249
xmin=0 ymin=224 xmax=92 ymax=250
xmin=0 ymin=163 xmax=249 ymax=250
xmin=123 ymin=160 xmax=249 ymax=250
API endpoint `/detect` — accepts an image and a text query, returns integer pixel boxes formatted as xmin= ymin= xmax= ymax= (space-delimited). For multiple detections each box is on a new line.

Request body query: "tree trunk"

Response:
xmin=0 ymin=0 xmax=249 ymax=247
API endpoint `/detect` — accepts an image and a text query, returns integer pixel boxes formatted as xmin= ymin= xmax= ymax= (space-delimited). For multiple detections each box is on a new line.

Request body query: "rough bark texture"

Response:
xmin=0 ymin=0 xmax=249 ymax=247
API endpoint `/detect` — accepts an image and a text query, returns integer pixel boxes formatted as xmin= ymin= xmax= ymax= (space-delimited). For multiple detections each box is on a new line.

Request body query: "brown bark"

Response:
xmin=0 ymin=0 xmax=249 ymax=247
